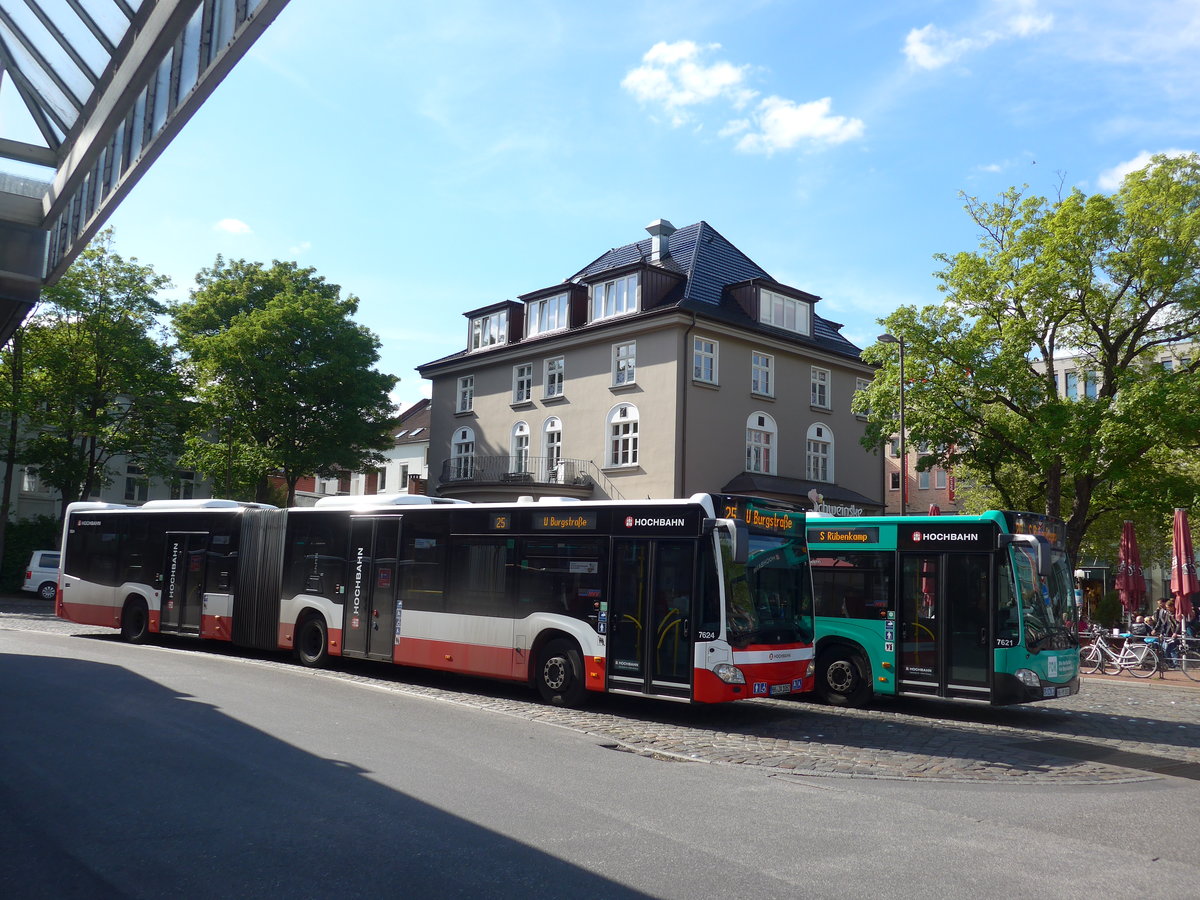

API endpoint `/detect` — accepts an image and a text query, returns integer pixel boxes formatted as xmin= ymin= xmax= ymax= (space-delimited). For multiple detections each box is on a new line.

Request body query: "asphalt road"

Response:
xmin=3 ymin=599 xmax=1200 ymax=898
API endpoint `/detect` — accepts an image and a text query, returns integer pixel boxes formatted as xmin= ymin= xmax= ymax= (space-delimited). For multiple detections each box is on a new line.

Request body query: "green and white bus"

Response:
xmin=807 ymin=510 xmax=1079 ymax=707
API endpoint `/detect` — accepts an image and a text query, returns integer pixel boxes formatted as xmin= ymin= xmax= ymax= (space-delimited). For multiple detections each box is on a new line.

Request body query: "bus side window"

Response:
xmin=995 ymin=556 xmax=1019 ymax=644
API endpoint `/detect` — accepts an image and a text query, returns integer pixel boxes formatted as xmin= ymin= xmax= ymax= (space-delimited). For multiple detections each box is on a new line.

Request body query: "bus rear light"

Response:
xmin=713 ymin=663 xmax=745 ymax=684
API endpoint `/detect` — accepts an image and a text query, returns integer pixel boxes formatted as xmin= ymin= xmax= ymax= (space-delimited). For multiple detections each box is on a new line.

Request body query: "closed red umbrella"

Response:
xmin=1170 ymin=508 xmax=1198 ymax=623
xmin=1115 ymin=520 xmax=1146 ymax=614
xmin=928 ymin=504 xmax=941 ymax=515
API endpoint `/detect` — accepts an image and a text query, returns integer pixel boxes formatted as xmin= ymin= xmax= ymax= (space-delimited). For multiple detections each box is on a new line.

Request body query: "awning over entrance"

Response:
xmin=721 ymin=473 xmax=882 ymax=515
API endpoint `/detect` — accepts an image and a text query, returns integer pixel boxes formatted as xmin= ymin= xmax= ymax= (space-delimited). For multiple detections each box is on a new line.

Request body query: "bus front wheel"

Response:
xmin=120 ymin=598 xmax=150 ymax=644
xmin=296 ymin=615 xmax=329 ymax=668
xmin=816 ymin=649 xmax=871 ymax=708
xmin=536 ymin=639 xmax=586 ymax=707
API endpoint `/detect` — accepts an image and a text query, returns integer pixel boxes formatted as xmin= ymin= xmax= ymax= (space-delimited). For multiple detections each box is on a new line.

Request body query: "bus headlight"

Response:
xmin=713 ymin=663 xmax=746 ymax=684
xmin=1015 ymin=668 xmax=1040 ymax=689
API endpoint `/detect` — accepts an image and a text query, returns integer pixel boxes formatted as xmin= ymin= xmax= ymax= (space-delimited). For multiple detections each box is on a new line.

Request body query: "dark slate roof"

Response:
xmin=419 ymin=220 xmax=863 ymax=371
xmin=393 ymin=399 xmax=430 ymax=445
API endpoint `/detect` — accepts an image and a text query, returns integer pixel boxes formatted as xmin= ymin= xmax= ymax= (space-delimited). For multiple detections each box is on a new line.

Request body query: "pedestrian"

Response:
xmin=1130 ymin=616 xmax=1150 ymax=636
xmin=1152 ymin=598 xmax=1178 ymax=638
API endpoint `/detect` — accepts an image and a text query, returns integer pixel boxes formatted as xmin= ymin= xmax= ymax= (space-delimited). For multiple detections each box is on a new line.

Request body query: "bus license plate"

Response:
xmin=770 ymin=683 xmax=791 ymax=696
xmin=1056 ymin=687 xmax=1071 ymax=698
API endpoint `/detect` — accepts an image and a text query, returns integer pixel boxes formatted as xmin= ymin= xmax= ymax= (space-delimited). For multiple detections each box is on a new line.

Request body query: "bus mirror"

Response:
xmin=708 ymin=518 xmax=749 ymax=564
xmin=730 ymin=520 xmax=749 ymax=565
xmin=998 ymin=533 xmax=1053 ymax=578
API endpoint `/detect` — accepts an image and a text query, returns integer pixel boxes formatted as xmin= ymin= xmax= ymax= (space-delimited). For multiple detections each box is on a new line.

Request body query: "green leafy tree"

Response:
xmin=15 ymin=230 xmax=188 ymax=520
xmin=857 ymin=154 xmax=1200 ymax=559
xmin=172 ymin=258 xmax=397 ymax=505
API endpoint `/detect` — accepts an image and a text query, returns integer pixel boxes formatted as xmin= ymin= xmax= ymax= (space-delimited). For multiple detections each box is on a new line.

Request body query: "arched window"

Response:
xmin=606 ymin=403 xmax=639 ymax=467
xmin=746 ymin=412 xmax=777 ymax=474
xmin=806 ymin=422 xmax=834 ymax=483
xmin=543 ymin=417 xmax=562 ymax=468
xmin=511 ymin=421 xmax=530 ymax=473
xmin=451 ymin=425 xmax=475 ymax=480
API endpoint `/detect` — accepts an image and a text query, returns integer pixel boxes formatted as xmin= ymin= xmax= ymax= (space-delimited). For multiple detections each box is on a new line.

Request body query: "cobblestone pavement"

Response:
xmin=5 ymin=596 xmax=1199 ymax=785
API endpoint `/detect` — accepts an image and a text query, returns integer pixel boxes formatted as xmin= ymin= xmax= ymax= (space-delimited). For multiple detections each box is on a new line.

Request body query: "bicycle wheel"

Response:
xmin=1179 ymin=649 xmax=1200 ymax=683
xmin=1081 ymin=642 xmax=1105 ymax=675
xmin=1128 ymin=644 xmax=1158 ymax=678
xmin=1099 ymin=647 xmax=1121 ymax=676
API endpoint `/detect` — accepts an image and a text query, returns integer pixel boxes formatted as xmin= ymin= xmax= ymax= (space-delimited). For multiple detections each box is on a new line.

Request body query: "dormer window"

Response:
xmin=759 ymin=288 xmax=811 ymax=336
xmin=591 ymin=273 xmax=639 ymax=322
xmin=526 ymin=292 xmax=569 ymax=338
xmin=469 ymin=309 xmax=508 ymax=351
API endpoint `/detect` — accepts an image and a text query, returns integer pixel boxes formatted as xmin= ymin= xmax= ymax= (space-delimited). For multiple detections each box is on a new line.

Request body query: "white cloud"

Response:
xmin=621 ymin=40 xmax=756 ymax=126
xmin=1097 ymin=148 xmax=1196 ymax=190
xmin=214 ymin=218 xmax=252 ymax=234
xmin=735 ymin=96 xmax=865 ymax=154
xmin=624 ymin=40 xmax=863 ymax=152
xmin=289 ymin=240 xmax=312 ymax=256
xmin=904 ymin=1 xmax=1054 ymax=70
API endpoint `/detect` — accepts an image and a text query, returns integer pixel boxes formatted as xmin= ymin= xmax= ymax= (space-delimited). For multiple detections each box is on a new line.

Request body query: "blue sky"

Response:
xmin=71 ymin=1 xmax=1200 ymax=409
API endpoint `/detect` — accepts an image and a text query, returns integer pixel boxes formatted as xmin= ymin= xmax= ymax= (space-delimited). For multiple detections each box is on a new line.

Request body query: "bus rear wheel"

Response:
xmin=296 ymin=615 xmax=329 ymax=668
xmin=536 ymin=639 xmax=586 ymax=707
xmin=816 ymin=649 xmax=871 ymax=708
xmin=120 ymin=598 xmax=150 ymax=644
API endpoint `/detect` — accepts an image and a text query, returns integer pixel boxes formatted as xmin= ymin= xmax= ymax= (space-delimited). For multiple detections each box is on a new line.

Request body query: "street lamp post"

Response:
xmin=878 ymin=333 xmax=906 ymax=515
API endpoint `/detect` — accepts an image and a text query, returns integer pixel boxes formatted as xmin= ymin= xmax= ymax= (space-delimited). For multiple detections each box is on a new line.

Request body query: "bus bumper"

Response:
xmin=992 ymin=671 xmax=1080 ymax=705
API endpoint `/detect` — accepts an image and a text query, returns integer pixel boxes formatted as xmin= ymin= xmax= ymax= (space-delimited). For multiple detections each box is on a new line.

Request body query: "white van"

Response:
xmin=22 ymin=550 xmax=60 ymax=600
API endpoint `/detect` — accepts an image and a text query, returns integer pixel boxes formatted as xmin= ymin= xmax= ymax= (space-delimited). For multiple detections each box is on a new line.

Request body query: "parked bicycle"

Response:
xmin=1080 ymin=627 xmax=1158 ymax=678
xmin=1143 ymin=635 xmax=1200 ymax=682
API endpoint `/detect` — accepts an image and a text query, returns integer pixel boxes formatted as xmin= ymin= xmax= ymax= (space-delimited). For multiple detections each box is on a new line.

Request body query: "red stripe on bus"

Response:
xmin=58 ymin=601 xmax=120 ymax=629
xmin=395 ymin=637 xmax=525 ymax=682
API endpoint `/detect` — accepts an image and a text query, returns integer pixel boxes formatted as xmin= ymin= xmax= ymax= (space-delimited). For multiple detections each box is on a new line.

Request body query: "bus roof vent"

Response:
xmin=312 ymin=494 xmax=471 ymax=508
xmin=139 ymin=499 xmax=264 ymax=510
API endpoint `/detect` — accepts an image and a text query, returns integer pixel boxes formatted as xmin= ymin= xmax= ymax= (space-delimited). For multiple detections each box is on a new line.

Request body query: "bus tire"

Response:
xmin=536 ymin=638 xmax=586 ymax=707
xmin=296 ymin=615 xmax=329 ymax=668
xmin=816 ymin=648 xmax=871 ymax=708
xmin=37 ymin=581 xmax=57 ymax=601
xmin=120 ymin=598 xmax=150 ymax=644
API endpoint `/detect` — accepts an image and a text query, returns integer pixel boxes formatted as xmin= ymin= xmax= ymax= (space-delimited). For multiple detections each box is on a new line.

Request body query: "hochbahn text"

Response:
xmin=56 ymin=493 xmax=815 ymax=706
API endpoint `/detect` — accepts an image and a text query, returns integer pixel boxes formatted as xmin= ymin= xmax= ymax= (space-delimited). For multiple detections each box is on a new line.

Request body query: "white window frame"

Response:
xmin=935 ymin=468 xmax=947 ymax=489
xmin=591 ymin=273 xmax=639 ymax=321
xmin=512 ymin=363 xmax=533 ymax=404
xmin=526 ymin=292 xmax=569 ymax=338
xmin=693 ymin=336 xmax=718 ymax=384
xmin=745 ymin=412 xmax=777 ymax=475
xmin=544 ymin=356 xmax=564 ymax=398
xmin=918 ymin=469 xmax=930 ymax=490
xmin=451 ymin=426 xmax=476 ymax=479
xmin=612 ymin=341 xmax=636 ymax=386
xmin=456 ymin=375 xmax=474 ymax=413
xmin=751 ymin=351 xmax=773 ymax=397
xmin=759 ymin=288 xmax=811 ymax=336
xmin=856 ymin=377 xmax=871 ymax=417
xmin=469 ymin=310 xmax=508 ymax=351
xmin=811 ymin=366 xmax=830 ymax=409
xmin=511 ymin=421 xmax=531 ymax=473
xmin=544 ymin=417 xmax=563 ymax=468
xmin=806 ymin=423 xmax=833 ymax=483
xmin=606 ymin=404 xmax=639 ymax=467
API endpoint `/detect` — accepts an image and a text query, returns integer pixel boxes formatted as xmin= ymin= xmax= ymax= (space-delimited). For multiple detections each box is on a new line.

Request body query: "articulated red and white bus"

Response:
xmin=57 ymin=493 xmax=814 ymax=705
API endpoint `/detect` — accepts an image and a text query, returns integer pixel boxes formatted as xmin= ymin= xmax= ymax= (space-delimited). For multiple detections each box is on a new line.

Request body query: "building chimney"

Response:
xmin=646 ymin=219 xmax=676 ymax=263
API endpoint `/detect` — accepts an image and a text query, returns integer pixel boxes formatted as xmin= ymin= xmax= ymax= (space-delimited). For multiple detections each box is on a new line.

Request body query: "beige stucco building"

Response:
xmin=417 ymin=219 xmax=883 ymax=513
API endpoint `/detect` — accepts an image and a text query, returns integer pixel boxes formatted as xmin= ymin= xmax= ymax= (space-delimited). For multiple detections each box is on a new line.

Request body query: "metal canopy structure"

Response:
xmin=0 ymin=0 xmax=291 ymax=345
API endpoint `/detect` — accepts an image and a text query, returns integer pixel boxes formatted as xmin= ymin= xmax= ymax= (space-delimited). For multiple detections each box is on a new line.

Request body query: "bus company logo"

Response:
xmin=626 ymin=517 xmax=686 ymax=528
xmin=167 ymin=543 xmax=180 ymax=609
xmin=625 ymin=516 xmax=634 ymax=528
xmin=911 ymin=530 xmax=979 ymax=543
xmin=350 ymin=546 xmax=365 ymax=627
xmin=768 ymin=650 xmax=796 ymax=661
xmin=76 ymin=519 xmax=101 ymax=526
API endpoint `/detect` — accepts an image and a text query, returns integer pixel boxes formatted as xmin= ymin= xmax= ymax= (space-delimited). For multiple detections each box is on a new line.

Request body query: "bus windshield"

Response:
xmin=1011 ymin=545 xmax=1078 ymax=650
xmin=722 ymin=532 xmax=813 ymax=647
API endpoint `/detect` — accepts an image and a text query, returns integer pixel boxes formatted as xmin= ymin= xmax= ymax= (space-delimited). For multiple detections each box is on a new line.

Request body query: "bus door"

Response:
xmin=607 ymin=539 xmax=694 ymax=698
xmin=898 ymin=553 xmax=992 ymax=700
xmin=341 ymin=516 xmax=402 ymax=662
xmin=160 ymin=532 xmax=207 ymax=634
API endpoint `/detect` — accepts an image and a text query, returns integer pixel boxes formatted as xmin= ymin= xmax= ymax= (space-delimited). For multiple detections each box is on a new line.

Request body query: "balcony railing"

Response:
xmin=437 ymin=456 xmax=625 ymax=500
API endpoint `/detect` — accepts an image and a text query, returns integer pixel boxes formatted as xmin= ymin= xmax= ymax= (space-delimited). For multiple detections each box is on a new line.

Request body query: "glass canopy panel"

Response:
xmin=0 ymin=18 xmax=78 ymax=130
xmin=2 ymin=3 xmax=90 ymax=103
xmin=76 ymin=0 xmax=137 ymax=47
